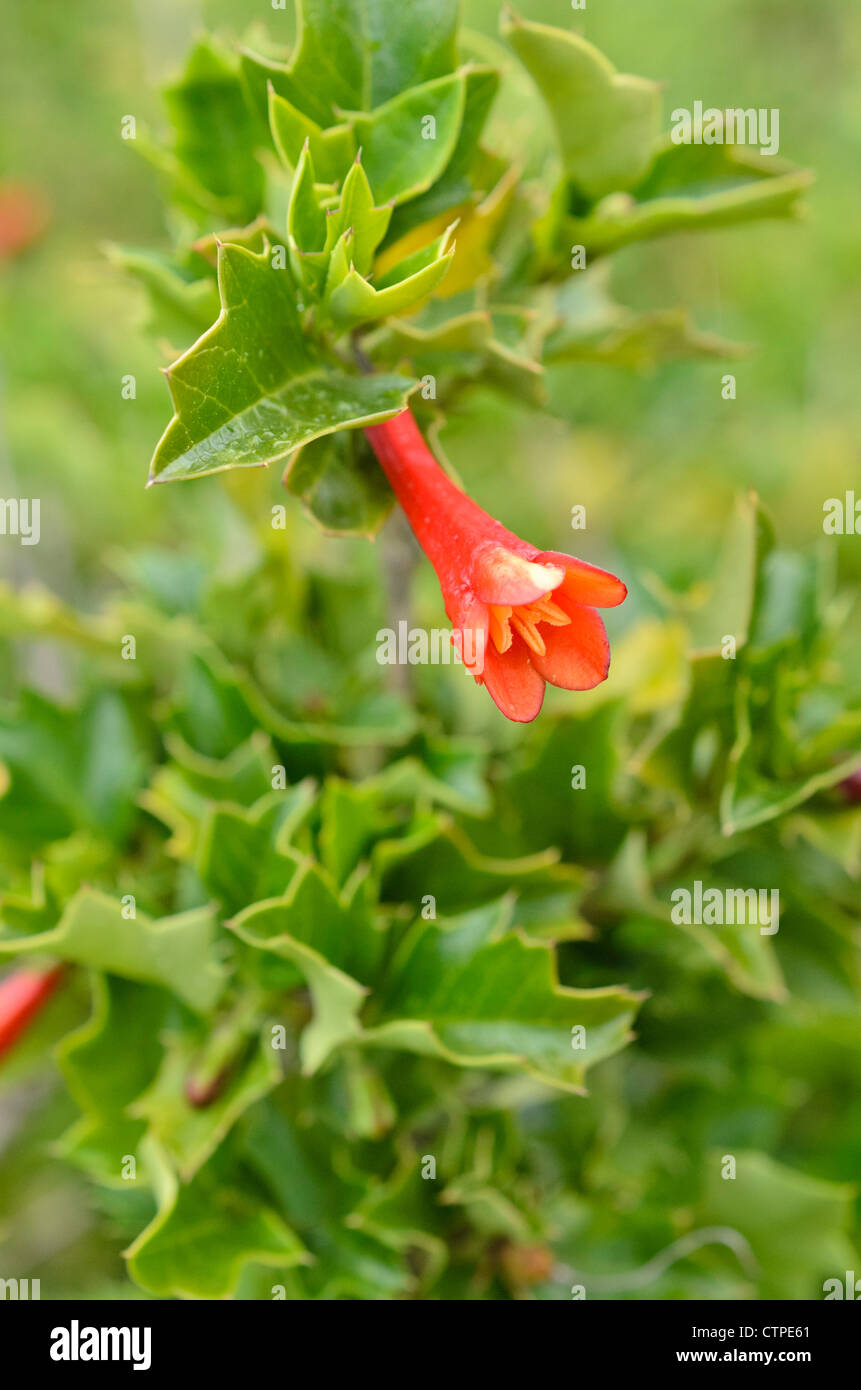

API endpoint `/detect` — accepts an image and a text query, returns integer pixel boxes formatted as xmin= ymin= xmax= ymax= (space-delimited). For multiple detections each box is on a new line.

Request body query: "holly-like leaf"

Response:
xmin=196 ymin=786 xmax=316 ymax=916
xmin=285 ymin=144 xmax=343 ymax=295
xmin=318 ymin=754 xmax=491 ymax=886
xmin=0 ymin=864 xmax=64 ymax=938
xmin=502 ymin=10 xmax=661 ymax=200
xmin=560 ymin=311 xmax=746 ymax=370
xmin=0 ymin=888 xmax=225 ymax=1014
xmin=546 ymin=270 xmax=747 ymax=370
xmin=372 ymin=305 xmax=494 ymax=369
xmin=317 ymin=778 xmax=397 ymax=887
xmin=126 ymin=1144 xmax=307 ymax=1299
xmin=53 ymin=975 xmax=168 ymax=1188
xmin=668 ymin=891 xmax=786 ymax=1002
xmin=164 ymin=647 xmax=418 ymax=759
xmin=159 ymin=731 xmax=278 ymax=810
xmin=322 ymin=158 xmax=392 ymax=274
xmin=191 ymin=216 xmax=276 ymax=267
xmin=567 ymin=153 xmax=812 ymax=257
xmin=149 ymin=242 xmax=415 ymax=483
xmin=362 ymin=899 xmax=642 ymax=1091
xmin=242 ymin=1100 xmax=414 ymax=1297
xmin=570 ymin=159 xmax=812 ymax=259
xmin=279 ymin=0 xmax=460 ymax=122
xmin=386 ymin=65 xmax=501 ymax=241
xmin=721 ymin=678 xmax=861 ymax=835
xmin=370 ymin=300 xmax=544 ymax=404
xmin=269 ymin=88 xmax=358 ymax=183
xmin=286 ymin=143 xmax=328 ymax=254
xmin=141 ymin=732 xmax=284 ymax=862
xmin=351 ymin=1156 xmax=448 ymax=1288
xmin=56 ymin=974 xmax=168 ymax=1121
xmin=284 ymin=428 xmax=395 ymax=537
xmin=230 ymin=859 xmax=384 ymax=990
xmin=0 ymin=690 xmax=150 ymax=849
xmin=372 ymin=813 xmax=582 ymax=913
xmin=326 ymin=225 xmax=456 ymax=328
xmin=229 ymin=862 xmax=378 ymax=1072
xmin=349 ymin=73 xmax=466 ymax=206
xmin=496 ymin=704 xmax=629 ymax=864
xmin=158 ymin=38 xmax=265 ymax=226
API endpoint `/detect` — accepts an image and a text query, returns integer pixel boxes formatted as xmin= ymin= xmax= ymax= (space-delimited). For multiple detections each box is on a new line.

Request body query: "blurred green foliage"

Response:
xmin=0 ymin=0 xmax=858 ymax=1300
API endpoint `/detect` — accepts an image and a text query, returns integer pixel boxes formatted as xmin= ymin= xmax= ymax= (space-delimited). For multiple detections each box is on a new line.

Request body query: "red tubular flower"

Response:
xmin=364 ymin=409 xmax=627 ymax=722
xmin=0 ymin=965 xmax=65 ymax=1062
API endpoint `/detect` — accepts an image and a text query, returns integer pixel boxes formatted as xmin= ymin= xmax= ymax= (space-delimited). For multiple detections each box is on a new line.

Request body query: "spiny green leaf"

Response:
xmin=362 ymin=899 xmax=642 ymax=1091
xmin=56 ymin=975 xmax=168 ymax=1121
xmin=370 ymin=302 xmax=544 ymax=403
xmin=165 ymin=647 xmax=418 ymax=757
xmin=349 ymin=72 xmax=466 ymax=206
xmin=502 ymin=10 xmax=661 ymax=200
xmin=242 ymin=1101 xmax=414 ymax=1297
xmin=0 ymin=888 xmax=225 ymax=1014
xmin=496 ymin=703 xmax=629 ymax=864
xmin=327 ymin=225 xmax=456 ymax=328
xmin=386 ymin=64 xmax=501 ymax=241
xmin=788 ymin=807 xmax=861 ymax=881
xmin=242 ymin=1097 xmax=365 ymax=1228
xmin=323 ymin=158 xmax=392 ymax=274
xmin=0 ymin=690 xmax=149 ymax=848
xmin=0 ymin=864 xmax=63 ymax=937
xmin=149 ymin=242 xmax=415 ymax=483
xmin=141 ymin=732 xmax=283 ymax=861
xmin=159 ymin=730 xmax=278 ymax=809
xmin=317 ymin=754 xmax=491 ymax=886
xmin=269 ymin=87 xmax=358 ymax=183
xmin=229 ymin=862 xmax=378 ymax=1072
xmin=352 ymin=1158 xmax=448 ymax=1287
xmin=318 ymin=777 xmax=396 ymax=886
xmin=53 ymin=976 xmax=170 ymax=1189
xmin=196 ymin=785 xmax=316 ymax=915
xmin=671 ymin=895 xmax=786 ymax=1002
xmin=721 ymin=679 xmax=861 ymax=835
xmin=160 ymin=37 xmax=265 ymax=225
xmin=230 ymin=858 xmax=384 ymax=989
xmin=286 ymin=142 xmax=328 ymax=253
xmin=126 ymin=1144 xmax=307 ymax=1299
xmin=242 ymin=926 xmax=367 ymax=1076
xmin=290 ymin=0 xmax=460 ymax=119
xmin=240 ymin=45 xmax=329 ymax=130
xmin=567 ymin=162 xmax=812 ymax=257
xmin=57 ymin=1113 xmax=153 ymax=1191
xmin=329 ymin=1049 xmax=397 ymax=1139
xmin=191 ymin=215 xmax=277 ymax=267
xmin=372 ymin=812 xmax=582 ymax=913
xmin=546 ymin=274 xmax=748 ymax=370
xmin=284 ymin=428 xmax=394 ymax=537
xmin=373 ymin=305 xmax=494 ymax=362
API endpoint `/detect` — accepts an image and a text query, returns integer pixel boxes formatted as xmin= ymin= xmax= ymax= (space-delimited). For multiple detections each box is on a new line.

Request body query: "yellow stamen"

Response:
xmin=528 ymin=596 xmax=570 ymax=626
xmin=489 ymin=605 xmax=513 ymax=653
xmin=510 ymin=612 xmax=546 ymax=656
xmin=488 ymin=593 xmax=572 ymax=656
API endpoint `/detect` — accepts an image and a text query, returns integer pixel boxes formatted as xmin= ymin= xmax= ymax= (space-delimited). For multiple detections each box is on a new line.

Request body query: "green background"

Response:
xmin=0 ymin=0 xmax=858 ymax=1300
